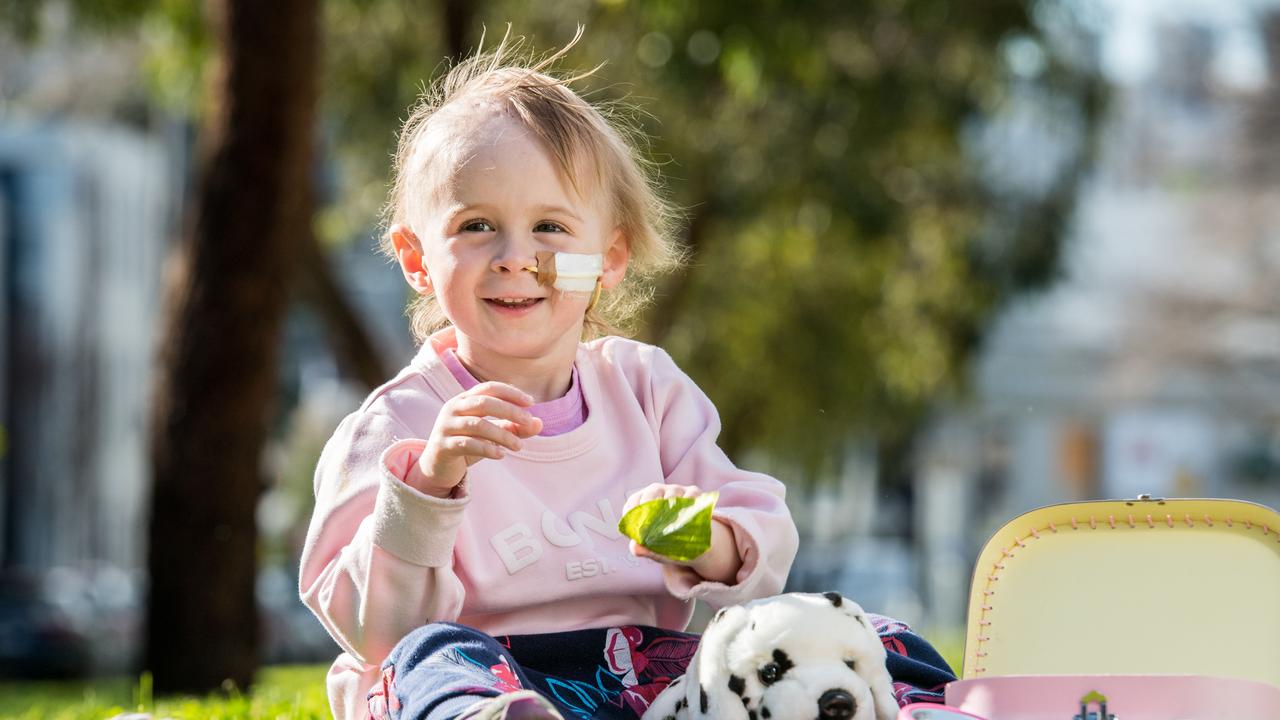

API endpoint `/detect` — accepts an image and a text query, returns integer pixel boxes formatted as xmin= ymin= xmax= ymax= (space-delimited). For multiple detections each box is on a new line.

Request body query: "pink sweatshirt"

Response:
xmin=298 ymin=327 xmax=799 ymax=720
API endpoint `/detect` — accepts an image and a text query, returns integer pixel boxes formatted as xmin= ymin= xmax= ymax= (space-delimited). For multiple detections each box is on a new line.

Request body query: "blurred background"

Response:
xmin=0 ymin=0 xmax=1277 ymax=694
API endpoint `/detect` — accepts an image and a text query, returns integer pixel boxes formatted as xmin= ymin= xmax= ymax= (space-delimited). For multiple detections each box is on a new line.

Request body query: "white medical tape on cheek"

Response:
xmin=526 ymin=251 xmax=604 ymax=293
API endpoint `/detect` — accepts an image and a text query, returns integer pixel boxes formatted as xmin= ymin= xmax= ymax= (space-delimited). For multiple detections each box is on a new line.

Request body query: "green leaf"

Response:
xmin=617 ymin=491 xmax=719 ymax=562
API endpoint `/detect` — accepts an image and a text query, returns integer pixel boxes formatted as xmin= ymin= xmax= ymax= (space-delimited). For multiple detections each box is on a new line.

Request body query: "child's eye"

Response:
xmin=461 ymin=220 xmax=495 ymax=232
xmin=534 ymin=221 xmax=566 ymax=233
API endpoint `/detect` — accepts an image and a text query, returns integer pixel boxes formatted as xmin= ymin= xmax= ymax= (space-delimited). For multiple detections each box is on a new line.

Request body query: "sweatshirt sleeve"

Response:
xmin=297 ymin=404 xmax=469 ymax=665
xmin=644 ymin=346 xmax=799 ymax=607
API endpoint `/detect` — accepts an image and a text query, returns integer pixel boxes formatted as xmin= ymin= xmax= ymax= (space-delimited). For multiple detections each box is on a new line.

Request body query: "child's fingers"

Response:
xmin=441 ymin=415 xmax=525 ymax=453
xmin=466 ymin=382 xmax=544 ymax=437
xmin=623 ymin=485 xmax=659 ymax=512
xmin=450 ymin=394 xmax=534 ymax=423
xmin=498 ymin=416 xmax=543 ymax=438
xmin=622 ymin=483 xmax=704 ymax=515
xmin=448 ymin=394 xmax=541 ymax=436
xmin=630 ymin=539 xmax=689 ymax=567
xmin=498 ymin=414 xmax=542 ymax=439
xmin=630 ymin=539 xmax=658 ymax=560
xmin=622 ymin=486 xmax=657 ymax=514
xmin=442 ymin=435 xmax=506 ymax=462
xmin=663 ymin=485 xmax=700 ymax=500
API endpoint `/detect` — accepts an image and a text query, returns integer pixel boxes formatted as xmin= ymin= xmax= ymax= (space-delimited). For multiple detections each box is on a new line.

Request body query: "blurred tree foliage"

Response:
xmin=6 ymin=0 xmax=1104 ymax=480
xmin=322 ymin=0 xmax=1106 ymax=477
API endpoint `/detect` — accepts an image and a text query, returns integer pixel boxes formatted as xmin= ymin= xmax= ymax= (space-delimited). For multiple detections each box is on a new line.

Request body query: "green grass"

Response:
xmin=0 ymin=634 xmax=965 ymax=719
xmin=0 ymin=665 xmax=330 ymax=720
xmin=930 ymin=629 xmax=965 ymax=676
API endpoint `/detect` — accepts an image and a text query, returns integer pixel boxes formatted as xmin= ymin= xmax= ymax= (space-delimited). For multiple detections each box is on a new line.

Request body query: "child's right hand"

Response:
xmin=406 ymin=382 xmax=543 ymax=498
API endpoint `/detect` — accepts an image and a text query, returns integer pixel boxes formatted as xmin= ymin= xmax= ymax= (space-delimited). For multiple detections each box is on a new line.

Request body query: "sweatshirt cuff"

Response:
xmin=372 ymin=438 xmax=470 ymax=567
xmin=663 ymin=510 xmax=762 ymax=603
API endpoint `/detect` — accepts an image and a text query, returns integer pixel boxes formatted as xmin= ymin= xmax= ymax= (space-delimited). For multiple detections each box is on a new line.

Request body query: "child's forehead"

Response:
xmin=423 ymin=112 xmax=606 ymax=208
xmin=452 ymin=111 xmax=535 ymax=157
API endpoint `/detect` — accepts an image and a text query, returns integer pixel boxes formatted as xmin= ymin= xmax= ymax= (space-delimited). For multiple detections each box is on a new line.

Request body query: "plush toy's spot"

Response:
xmin=728 ymin=674 xmax=746 ymax=696
xmin=758 ymin=648 xmax=795 ymax=687
xmin=748 ymin=710 xmax=758 ymax=720
xmin=761 ymin=707 xmax=771 ymax=719
xmin=699 ymin=686 xmax=708 ymax=713
xmin=823 ymin=591 xmax=843 ymax=607
xmin=771 ymin=649 xmax=794 ymax=678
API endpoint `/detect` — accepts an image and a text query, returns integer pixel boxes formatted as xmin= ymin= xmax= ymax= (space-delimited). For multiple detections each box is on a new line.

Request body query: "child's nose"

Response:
xmin=490 ymin=234 xmax=538 ymax=274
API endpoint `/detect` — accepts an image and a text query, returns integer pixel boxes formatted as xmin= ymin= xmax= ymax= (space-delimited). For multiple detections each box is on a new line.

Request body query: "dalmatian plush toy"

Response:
xmin=641 ymin=592 xmax=899 ymax=720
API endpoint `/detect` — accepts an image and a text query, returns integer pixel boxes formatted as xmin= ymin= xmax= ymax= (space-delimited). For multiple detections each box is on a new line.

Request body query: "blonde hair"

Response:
xmin=381 ymin=28 xmax=682 ymax=342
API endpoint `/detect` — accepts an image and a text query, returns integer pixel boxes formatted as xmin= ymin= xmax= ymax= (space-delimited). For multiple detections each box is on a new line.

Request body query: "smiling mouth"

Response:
xmin=486 ymin=297 xmax=543 ymax=308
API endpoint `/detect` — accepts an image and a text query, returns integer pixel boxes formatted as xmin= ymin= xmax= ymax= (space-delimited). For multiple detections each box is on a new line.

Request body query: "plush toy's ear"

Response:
xmin=857 ymin=624 xmax=899 ymax=720
xmin=639 ymin=605 xmax=753 ymax=720
xmin=688 ymin=604 xmax=752 ymax=719
xmin=868 ymin=665 xmax=900 ymax=720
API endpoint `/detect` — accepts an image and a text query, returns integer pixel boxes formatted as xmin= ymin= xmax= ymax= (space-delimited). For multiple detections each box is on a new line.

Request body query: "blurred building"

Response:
xmin=0 ymin=120 xmax=175 ymax=673
xmin=786 ymin=12 xmax=1280 ymax=642
xmin=912 ymin=14 xmax=1280 ymax=635
xmin=0 ymin=116 xmax=365 ymax=670
xmin=0 ymin=123 xmax=172 ymax=571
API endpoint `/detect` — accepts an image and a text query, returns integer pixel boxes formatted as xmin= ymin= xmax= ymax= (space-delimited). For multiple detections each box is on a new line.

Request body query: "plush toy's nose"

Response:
xmin=817 ymin=689 xmax=856 ymax=719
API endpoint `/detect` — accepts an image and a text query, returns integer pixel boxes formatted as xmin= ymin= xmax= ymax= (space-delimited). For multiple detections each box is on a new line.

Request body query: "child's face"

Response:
xmin=408 ymin=115 xmax=627 ymax=365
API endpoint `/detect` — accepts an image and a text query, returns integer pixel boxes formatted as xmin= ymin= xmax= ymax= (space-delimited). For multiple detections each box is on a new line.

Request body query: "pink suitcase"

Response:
xmin=904 ymin=497 xmax=1280 ymax=720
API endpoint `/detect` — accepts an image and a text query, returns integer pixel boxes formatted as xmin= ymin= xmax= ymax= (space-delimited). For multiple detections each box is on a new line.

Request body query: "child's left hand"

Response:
xmin=622 ymin=484 xmax=743 ymax=585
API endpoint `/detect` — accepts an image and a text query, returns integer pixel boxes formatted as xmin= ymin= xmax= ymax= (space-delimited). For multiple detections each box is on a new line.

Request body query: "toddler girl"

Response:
xmin=299 ymin=34 xmax=952 ymax=720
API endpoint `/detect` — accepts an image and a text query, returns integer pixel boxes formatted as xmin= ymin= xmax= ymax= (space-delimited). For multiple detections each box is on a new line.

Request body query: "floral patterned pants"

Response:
xmin=369 ymin=617 xmax=954 ymax=720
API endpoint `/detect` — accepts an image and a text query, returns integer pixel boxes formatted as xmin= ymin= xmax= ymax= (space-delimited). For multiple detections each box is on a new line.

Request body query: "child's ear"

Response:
xmin=389 ymin=224 xmax=433 ymax=295
xmin=601 ymin=228 xmax=630 ymax=290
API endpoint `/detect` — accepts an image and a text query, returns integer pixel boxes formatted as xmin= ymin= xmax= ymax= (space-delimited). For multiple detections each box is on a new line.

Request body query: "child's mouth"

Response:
xmin=486 ymin=297 xmax=542 ymax=310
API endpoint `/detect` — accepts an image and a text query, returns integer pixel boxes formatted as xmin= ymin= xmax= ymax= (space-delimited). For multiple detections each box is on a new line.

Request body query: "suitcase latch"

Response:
xmin=1073 ymin=690 xmax=1116 ymax=720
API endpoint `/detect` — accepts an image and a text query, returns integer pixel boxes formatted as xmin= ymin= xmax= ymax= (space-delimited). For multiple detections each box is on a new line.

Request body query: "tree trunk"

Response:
xmin=145 ymin=0 xmax=317 ymax=694
xmin=441 ymin=0 xmax=473 ymax=59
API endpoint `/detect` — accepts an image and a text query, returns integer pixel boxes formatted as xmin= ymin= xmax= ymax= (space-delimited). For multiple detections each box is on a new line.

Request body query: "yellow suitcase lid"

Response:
xmin=962 ymin=496 xmax=1280 ymax=687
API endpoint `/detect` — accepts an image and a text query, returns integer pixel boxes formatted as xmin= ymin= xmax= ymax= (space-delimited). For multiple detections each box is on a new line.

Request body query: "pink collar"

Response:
xmin=439 ymin=348 xmax=588 ymax=436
